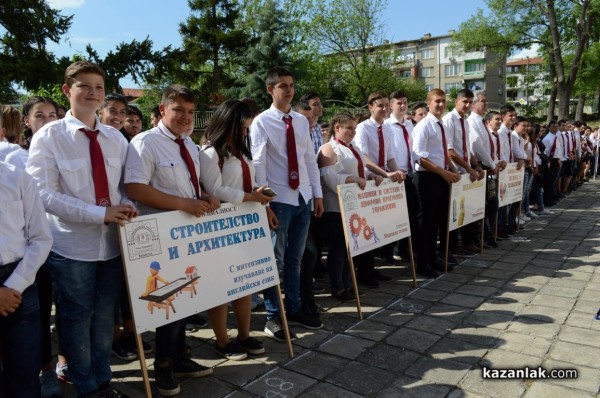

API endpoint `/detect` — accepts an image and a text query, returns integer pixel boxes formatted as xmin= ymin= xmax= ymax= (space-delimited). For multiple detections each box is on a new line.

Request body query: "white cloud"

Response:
xmin=47 ymin=0 xmax=85 ymax=10
xmin=509 ymin=44 xmax=541 ymax=60
xmin=69 ymin=35 xmax=105 ymax=44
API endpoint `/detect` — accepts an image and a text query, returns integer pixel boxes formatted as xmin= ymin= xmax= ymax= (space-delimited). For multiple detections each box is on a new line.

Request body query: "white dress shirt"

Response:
xmin=4 ymin=148 xmax=28 ymax=169
xmin=442 ymin=109 xmax=470 ymax=173
xmin=542 ymin=133 xmax=563 ymax=159
xmin=384 ymin=115 xmax=413 ymax=173
xmin=199 ymin=146 xmax=255 ymax=205
xmin=512 ymin=131 xmax=528 ymax=160
xmin=319 ymin=140 xmax=369 ymax=213
xmin=412 ymin=113 xmax=448 ymax=171
xmin=354 ymin=117 xmax=395 ymax=168
xmin=26 ymin=111 xmax=129 ymax=262
xmin=467 ymin=113 xmax=496 ymax=170
xmin=250 ymin=105 xmax=322 ymax=206
xmin=125 ymin=121 xmax=201 ymax=215
xmin=525 ymin=142 xmax=542 ymax=167
xmin=0 ymin=162 xmax=53 ymax=293
xmin=498 ymin=124 xmax=514 ymax=162
xmin=0 ymin=142 xmax=20 ymax=162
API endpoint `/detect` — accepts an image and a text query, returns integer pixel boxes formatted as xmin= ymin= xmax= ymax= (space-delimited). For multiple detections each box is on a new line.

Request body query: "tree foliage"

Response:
xmin=0 ymin=0 xmax=72 ymax=101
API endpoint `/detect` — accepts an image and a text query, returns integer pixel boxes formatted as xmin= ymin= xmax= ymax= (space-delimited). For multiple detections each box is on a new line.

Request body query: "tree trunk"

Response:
xmin=546 ymin=85 xmax=557 ymax=123
xmin=557 ymin=83 xmax=571 ymax=120
xmin=575 ymin=93 xmax=586 ymax=121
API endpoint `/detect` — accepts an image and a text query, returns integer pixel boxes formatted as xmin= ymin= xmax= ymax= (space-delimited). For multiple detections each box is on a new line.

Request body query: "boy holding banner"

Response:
xmin=412 ymin=89 xmax=461 ymax=277
xmin=125 ymin=85 xmax=218 ymax=396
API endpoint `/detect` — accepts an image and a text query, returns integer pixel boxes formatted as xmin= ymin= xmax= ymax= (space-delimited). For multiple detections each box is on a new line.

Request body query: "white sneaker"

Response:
xmin=518 ymin=218 xmax=526 ymax=226
xmin=526 ymin=212 xmax=538 ymax=218
xmin=521 ymin=216 xmax=531 ymax=222
xmin=539 ymin=209 xmax=554 ymax=215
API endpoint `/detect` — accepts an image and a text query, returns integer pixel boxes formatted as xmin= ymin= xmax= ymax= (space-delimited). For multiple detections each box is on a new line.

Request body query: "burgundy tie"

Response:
xmin=482 ymin=120 xmax=495 ymax=160
xmin=284 ymin=115 xmax=299 ymax=189
xmin=550 ymin=135 xmax=557 ymax=158
xmin=174 ymin=138 xmax=200 ymax=199
xmin=437 ymin=121 xmax=450 ymax=171
xmin=82 ymin=129 xmax=111 ymax=207
xmin=507 ymin=131 xmax=513 ymax=162
xmin=335 ymin=138 xmax=365 ymax=179
xmin=396 ymin=123 xmax=412 ymax=172
xmin=377 ymin=125 xmax=385 ymax=168
xmin=459 ymin=118 xmax=468 ymax=162
xmin=493 ymin=132 xmax=502 ymax=161
xmin=236 ymin=153 xmax=252 ymax=193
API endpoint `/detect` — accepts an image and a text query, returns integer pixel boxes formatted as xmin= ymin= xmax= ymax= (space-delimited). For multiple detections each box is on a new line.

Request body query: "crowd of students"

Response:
xmin=1 ymin=60 xmax=599 ymax=398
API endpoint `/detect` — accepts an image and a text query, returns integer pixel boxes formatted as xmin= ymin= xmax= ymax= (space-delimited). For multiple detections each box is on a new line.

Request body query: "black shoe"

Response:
xmin=383 ymin=256 xmax=399 ymax=265
xmin=236 ymin=337 xmax=265 ymax=355
xmin=439 ymin=255 xmax=458 ymax=266
xmin=112 ymin=337 xmax=137 ymax=361
xmin=286 ymin=311 xmax=323 ymax=330
xmin=358 ymin=274 xmax=380 ymax=288
xmin=453 ymin=247 xmax=476 ymax=257
xmin=485 ymin=239 xmax=499 ymax=248
xmin=154 ymin=359 xmax=180 ymax=397
xmin=215 ymin=341 xmax=247 ymax=361
xmin=416 ymin=265 xmax=438 ymax=278
xmin=371 ymin=269 xmax=393 ymax=282
xmin=173 ymin=358 xmax=213 ymax=378
xmin=332 ymin=289 xmax=356 ymax=301
xmin=186 ymin=314 xmax=208 ymax=332
xmin=434 ymin=258 xmax=455 ymax=272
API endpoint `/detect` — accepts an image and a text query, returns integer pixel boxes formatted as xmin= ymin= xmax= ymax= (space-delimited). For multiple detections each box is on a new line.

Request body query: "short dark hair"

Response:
xmin=557 ymin=119 xmax=567 ymax=125
xmin=514 ymin=116 xmax=528 ymax=126
xmin=161 ymin=84 xmax=196 ymax=106
xmin=266 ymin=67 xmax=293 ymax=87
xmin=150 ymin=105 xmax=161 ymax=118
xmin=300 ymin=92 xmax=319 ymax=103
xmin=101 ymin=93 xmax=128 ymax=110
xmin=389 ymin=90 xmax=408 ymax=100
xmin=411 ymin=102 xmax=427 ymax=116
xmin=456 ymin=88 xmax=474 ymax=99
xmin=500 ymin=104 xmax=516 ymax=116
xmin=485 ymin=110 xmax=500 ymax=122
xmin=126 ymin=105 xmax=143 ymax=119
xmin=548 ymin=120 xmax=558 ymax=127
xmin=293 ymin=102 xmax=312 ymax=112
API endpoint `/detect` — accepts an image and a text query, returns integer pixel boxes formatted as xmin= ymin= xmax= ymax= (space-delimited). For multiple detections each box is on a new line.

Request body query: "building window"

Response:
xmin=445 ymin=82 xmax=463 ymax=92
xmin=420 ymin=67 xmax=434 ymax=78
xmin=425 ymin=84 xmax=434 ymax=91
xmin=444 ymin=64 xmax=462 ymax=77
xmin=465 ymin=62 xmax=485 ymax=73
xmin=421 ymin=48 xmax=434 ymax=59
xmin=400 ymin=70 xmax=412 ymax=78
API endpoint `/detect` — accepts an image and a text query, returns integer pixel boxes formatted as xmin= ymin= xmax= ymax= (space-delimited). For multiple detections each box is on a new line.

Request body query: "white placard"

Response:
xmin=448 ymin=173 xmax=487 ymax=232
xmin=497 ymin=162 xmax=525 ymax=207
xmin=118 ymin=202 xmax=278 ymax=333
xmin=338 ymin=179 xmax=411 ymax=257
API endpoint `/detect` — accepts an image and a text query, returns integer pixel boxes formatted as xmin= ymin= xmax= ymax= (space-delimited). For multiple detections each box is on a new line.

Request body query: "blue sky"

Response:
xmin=44 ymin=0 xmax=532 ymax=88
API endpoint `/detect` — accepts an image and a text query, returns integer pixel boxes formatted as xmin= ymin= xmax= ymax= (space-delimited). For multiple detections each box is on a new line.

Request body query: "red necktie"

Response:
xmin=284 ymin=115 xmax=299 ymax=189
xmin=572 ymin=134 xmax=576 ymax=153
xmin=507 ymin=131 xmax=513 ymax=162
xmin=377 ymin=125 xmax=385 ymax=168
xmin=493 ymin=132 xmax=501 ymax=161
xmin=550 ymin=135 xmax=557 ymax=157
xmin=459 ymin=118 xmax=468 ymax=162
xmin=482 ymin=120 xmax=495 ymax=160
xmin=437 ymin=121 xmax=450 ymax=170
xmin=174 ymin=138 xmax=200 ymax=199
xmin=236 ymin=153 xmax=252 ymax=193
xmin=396 ymin=123 xmax=412 ymax=172
xmin=335 ymin=138 xmax=365 ymax=179
xmin=82 ymin=129 xmax=111 ymax=207
xmin=561 ymin=133 xmax=567 ymax=157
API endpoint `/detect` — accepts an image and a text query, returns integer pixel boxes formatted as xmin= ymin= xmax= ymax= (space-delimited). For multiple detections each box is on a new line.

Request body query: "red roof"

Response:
xmin=506 ymin=57 xmax=544 ymax=66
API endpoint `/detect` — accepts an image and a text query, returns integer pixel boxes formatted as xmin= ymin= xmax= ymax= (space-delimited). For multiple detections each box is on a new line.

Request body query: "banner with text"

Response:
xmin=448 ymin=173 xmax=486 ymax=232
xmin=338 ymin=179 xmax=410 ymax=257
xmin=118 ymin=203 xmax=278 ymax=333
xmin=497 ymin=162 xmax=525 ymax=207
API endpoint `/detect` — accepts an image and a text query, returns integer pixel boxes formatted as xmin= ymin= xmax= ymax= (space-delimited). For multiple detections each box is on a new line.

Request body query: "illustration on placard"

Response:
xmin=138 ymin=261 xmax=200 ymax=320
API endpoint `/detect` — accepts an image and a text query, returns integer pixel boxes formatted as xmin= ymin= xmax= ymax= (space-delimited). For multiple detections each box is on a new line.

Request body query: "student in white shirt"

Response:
xmin=199 ymin=99 xmax=272 ymax=361
xmin=251 ymin=67 xmax=325 ymax=338
xmin=26 ymin=61 xmax=137 ymax=398
xmin=412 ymin=89 xmax=460 ymax=277
xmin=125 ymin=84 xmax=217 ymax=396
xmin=542 ymin=120 xmax=563 ymax=206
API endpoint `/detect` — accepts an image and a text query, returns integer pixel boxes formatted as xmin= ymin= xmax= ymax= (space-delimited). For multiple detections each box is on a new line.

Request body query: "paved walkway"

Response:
xmin=62 ymin=180 xmax=600 ymax=397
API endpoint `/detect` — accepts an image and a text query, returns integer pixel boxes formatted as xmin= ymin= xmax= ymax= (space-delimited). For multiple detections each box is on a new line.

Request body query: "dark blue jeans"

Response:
xmin=48 ymin=252 xmax=124 ymax=396
xmin=264 ymin=196 xmax=312 ymax=318
xmin=0 ymin=261 xmax=41 ymax=398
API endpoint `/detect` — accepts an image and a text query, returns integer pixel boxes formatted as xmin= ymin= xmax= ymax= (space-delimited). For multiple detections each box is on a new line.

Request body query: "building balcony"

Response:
xmin=463 ymin=71 xmax=485 ymax=79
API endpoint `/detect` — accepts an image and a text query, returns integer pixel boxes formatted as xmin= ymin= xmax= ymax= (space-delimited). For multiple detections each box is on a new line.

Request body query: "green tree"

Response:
xmin=0 ymin=0 xmax=72 ymax=101
xmin=85 ymin=37 xmax=167 ymax=93
xmin=228 ymin=0 xmax=291 ymax=108
xmin=178 ymin=0 xmax=250 ymax=103
xmin=453 ymin=0 xmax=598 ymax=121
